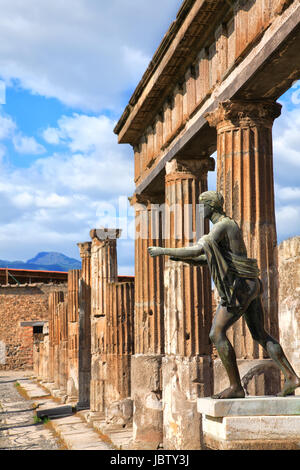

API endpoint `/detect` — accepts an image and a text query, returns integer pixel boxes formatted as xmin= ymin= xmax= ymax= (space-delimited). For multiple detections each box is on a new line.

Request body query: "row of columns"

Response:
xmin=132 ymin=98 xmax=282 ymax=448
xmin=40 ymin=98 xmax=281 ymax=449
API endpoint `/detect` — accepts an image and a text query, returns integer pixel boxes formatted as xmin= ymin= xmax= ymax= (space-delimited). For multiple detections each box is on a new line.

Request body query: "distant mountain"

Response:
xmin=0 ymin=252 xmax=81 ymax=272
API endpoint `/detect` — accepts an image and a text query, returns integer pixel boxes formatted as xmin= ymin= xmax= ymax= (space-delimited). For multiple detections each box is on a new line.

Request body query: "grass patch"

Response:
xmin=33 ymin=414 xmax=50 ymax=425
xmin=14 ymin=381 xmax=31 ymax=400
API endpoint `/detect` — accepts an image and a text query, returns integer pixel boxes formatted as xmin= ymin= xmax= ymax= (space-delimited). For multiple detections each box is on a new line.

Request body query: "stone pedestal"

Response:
xmin=198 ymin=396 xmax=300 ymax=450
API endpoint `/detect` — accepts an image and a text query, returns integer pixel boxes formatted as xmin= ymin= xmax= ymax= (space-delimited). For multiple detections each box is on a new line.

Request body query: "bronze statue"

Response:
xmin=148 ymin=190 xmax=300 ymax=399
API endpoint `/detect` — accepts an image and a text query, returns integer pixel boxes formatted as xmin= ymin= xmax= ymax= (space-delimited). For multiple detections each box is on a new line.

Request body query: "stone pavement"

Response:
xmin=0 ymin=370 xmax=60 ymax=450
xmin=0 ymin=371 xmax=114 ymax=450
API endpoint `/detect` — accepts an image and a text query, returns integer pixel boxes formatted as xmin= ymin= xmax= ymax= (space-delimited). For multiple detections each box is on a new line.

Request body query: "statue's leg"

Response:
xmin=209 ymin=304 xmax=245 ymax=399
xmin=244 ymin=296 xmax=300 ymax=396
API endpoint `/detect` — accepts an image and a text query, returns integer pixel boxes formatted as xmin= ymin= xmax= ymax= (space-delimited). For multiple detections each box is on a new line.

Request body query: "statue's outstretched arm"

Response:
xmin=148 ymin=243 xmax=203 ymax=259
xmin=170 ymin=254 xmax=207 ymax=266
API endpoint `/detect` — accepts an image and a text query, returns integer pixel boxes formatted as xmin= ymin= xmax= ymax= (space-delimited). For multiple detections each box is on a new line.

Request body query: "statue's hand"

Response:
xmin=148 ymin=246 xmax=164 ymax=257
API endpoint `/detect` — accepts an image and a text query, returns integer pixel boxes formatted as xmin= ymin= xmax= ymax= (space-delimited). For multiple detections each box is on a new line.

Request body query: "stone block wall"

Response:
xmin=278 ymin=237 xmax=300 ymax=383
xmin=0 ymin=283 xmax=67 ymax=370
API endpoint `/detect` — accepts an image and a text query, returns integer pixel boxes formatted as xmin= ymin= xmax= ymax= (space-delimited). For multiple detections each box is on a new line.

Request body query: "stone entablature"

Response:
xmin=115 ymin=0 xmax=298 ymax=190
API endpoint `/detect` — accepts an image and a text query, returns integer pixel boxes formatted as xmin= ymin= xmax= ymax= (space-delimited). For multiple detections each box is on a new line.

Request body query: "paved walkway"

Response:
xmin=0 ymin=371 xmax=114 ymax=451
xmin=0 ymin=371 xmax=60 ymax=450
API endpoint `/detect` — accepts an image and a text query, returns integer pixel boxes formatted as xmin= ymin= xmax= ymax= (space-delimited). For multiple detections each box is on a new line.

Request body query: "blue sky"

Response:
xmin=0 ymin=0 xmax=298 ymax=275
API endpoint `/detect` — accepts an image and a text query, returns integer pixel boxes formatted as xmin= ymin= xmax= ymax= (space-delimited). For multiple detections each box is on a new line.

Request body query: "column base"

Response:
xmin=90 ymin=379 xmax=105 ymax=413
xmin=198 ymin=396 xmax=300 ymax=450
xmin=76 ymin=401 xmax=90 ymax=411
xmin=162 ymin=355 xmax=213 ymax=450
xmin=131 ymin=354 xmax=163 ymax=450
xmin=106 ymin=398 xmax=133 ymax=426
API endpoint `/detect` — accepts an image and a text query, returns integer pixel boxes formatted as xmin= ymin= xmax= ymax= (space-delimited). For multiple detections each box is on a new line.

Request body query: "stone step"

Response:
xmin=36 ymin=405 xmax=73 ymax=419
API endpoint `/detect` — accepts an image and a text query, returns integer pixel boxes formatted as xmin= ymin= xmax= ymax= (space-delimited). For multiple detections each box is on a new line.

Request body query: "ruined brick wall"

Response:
xmin=0 ymin=283 xmax=67 ymax=370
xmin=278 ymin=236 xmax=300 ymax=382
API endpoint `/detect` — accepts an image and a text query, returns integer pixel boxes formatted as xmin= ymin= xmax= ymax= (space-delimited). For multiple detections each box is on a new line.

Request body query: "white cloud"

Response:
xmin=273 ymin=103 xmax=300 ymax=241
xmin=0 ymin=111 xmax=135 ymax=267
xmin=276 ymin=186 xmax=300 ymax=202
xmin=276 ymin=205 xmax=300 ymax=240
xmin=43 ymin=114 xmax=116 ymax=153
xmin=0 ymin=0 xmax=182 ymax=112
xmin=273 ymin=104 xmax=300 ymax=189
xmin=13 ymin=134 xmax=46 ymax=154
xmin=42 ymin=127 xmax=61 ymax=145
xmin=0 ymin=113 xmax=16 ymax=140
xmin=121 ymin=46 xmax=150 ymax=83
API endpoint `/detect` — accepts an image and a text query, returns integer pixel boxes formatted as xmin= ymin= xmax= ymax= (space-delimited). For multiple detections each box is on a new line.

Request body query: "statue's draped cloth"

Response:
xmin=199 ymin=234 xmax=260 ymax=308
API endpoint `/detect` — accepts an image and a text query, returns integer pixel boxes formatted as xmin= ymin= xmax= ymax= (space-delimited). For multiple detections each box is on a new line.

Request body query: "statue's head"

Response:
xmin=199 ymin=191 xmax=225 ymax=218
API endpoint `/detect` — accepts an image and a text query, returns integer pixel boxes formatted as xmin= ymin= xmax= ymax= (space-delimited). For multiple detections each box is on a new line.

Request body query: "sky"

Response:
xmin=0 ymin=0 xmax=298 ymax=275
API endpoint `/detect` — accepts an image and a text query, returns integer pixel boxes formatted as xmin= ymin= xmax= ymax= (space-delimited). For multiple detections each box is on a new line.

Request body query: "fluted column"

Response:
xmin=58 ymin=302 xmax=68 ymax=394
xmin=77 ymin=242 xmax=92 ymax=409
xmin=205 ymin=99 xmax=281 ymax=394
xmin=67 ymin=269 xmax=81 ymax=402
xmin=163 ymin=156 xmax=215 ymax=450
xmin=131 ymin=192 xmax=165 ymax=449
xmin=48 ymin=291 xmax=64 ymax=384
xmin=89 ymin=228 xmax=120 ymax=414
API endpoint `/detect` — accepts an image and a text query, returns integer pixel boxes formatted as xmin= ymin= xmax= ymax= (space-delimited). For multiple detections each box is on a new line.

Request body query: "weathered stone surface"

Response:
xmin=115 ymin=0 xmax=300 ymax=192
xmin=89 ymin=229 xmax=134 ymax=421
xmin=131 ymin=354 xmax=163 ymax=449
xmin=106 ymin=398 xmax=133 ymax=426
xmin=130 ymin=192 xmax=165 ymax=449
xmin=278 ymin=237 xmax=300 ymax=387
xmin=162 ymin=157 xmax=214 ymax=449
xmin=198 ymin=395 xmax=300 ymax=418
xmin=67 ymin=269 xmax=81 ymax=401
xmin=0 ymin=284 xmax=66 ymax=371
xmin=163 ymin=355 xmax=212 ymax=450
xmin=200 ymin=394 xmax=300 ymax=449
xmin=77 ymin=242 xmax=92 ymax=409
xmin=203 ymin=415 xmax=300 ymax=441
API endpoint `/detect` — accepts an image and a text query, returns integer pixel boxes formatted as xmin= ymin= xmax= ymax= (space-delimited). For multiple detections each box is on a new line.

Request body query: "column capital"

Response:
xmin=130 ymin=192 xmax=165 ymax=208
xmin=77 ymin=241 xmax=92 ymax=259
xmin=205 ymin=99 xmax=282 ymax=131
xmin=165 ymin=156 xmax=215 ymax=182
xmin=89 ymin=228 xmax=122 ymax=242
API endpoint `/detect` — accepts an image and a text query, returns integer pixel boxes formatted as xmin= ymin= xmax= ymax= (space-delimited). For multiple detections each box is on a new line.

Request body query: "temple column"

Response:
xmin=89 ymin=228 xmax=120 ymax=415
xmin=58 ymin=301 xmax=68 ymax=395
xmin=77 ymin=242 xmax=92 ymax=410
xmin=48 ymin=291 xmax=64 ymax=385
xmin=66 ymin=269 xmax=81 ymax=402
xmin=162 ymin=156 xmax=215 ymax=450
xmin=131 ymin=192 xmax=165 ymax=449
xmin=205 ymin=99 xmax=282 ymax=395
